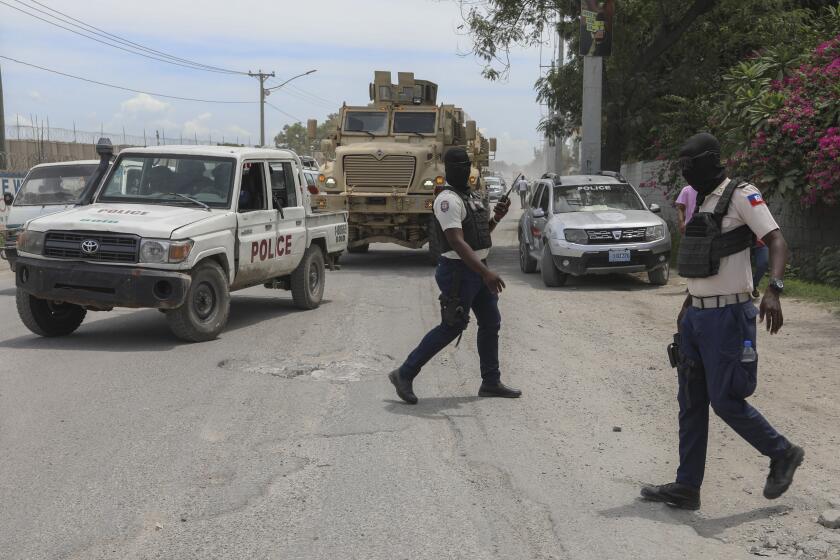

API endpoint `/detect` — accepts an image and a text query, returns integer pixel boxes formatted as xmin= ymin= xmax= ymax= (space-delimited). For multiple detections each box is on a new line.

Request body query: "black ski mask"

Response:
xmin=678 ymin=133 xmax=726 ymax=198
xmin=444 ymin=147 xmax=472 ymax=191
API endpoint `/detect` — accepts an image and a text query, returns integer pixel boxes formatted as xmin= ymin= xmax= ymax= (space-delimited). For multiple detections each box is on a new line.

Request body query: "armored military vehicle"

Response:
xmin=314 ymin=71 xmax=496 ymax=260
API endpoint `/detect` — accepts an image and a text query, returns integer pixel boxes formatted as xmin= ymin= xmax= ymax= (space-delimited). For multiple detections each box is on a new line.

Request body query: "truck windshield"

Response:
xmin=13 ymin=164 xmax=98 ymax=206
xmin=393 ymin=112 xmax=436 ymax=134
xmin=344 ymin=111 xmax=388 ymax=134
xmin=553 ymin=183 xmax=645 ymax=213
xmin=98 ymin=155 xmax=236 ymax=208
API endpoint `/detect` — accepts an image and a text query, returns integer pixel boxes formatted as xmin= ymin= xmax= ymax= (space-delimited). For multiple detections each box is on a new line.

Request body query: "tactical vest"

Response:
xmin=436 ymin=187 xmax=492 ymax=254
xmin=677 ymin=179 xmax=755 ymax=278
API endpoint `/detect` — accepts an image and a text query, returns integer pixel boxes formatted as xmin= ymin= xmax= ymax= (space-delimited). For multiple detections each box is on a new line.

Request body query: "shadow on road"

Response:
xmin=599 ymin=499 xmax=791 ymax=540
xmin=0 ymin=287 xmax=17 ymax=297
xmin=383 ymin=396 xmax=481 ymax=419
xmin=338 ymin=246 xmax=433 ymax=279
xmin=0 ymin=295 xmax=322 ymax=352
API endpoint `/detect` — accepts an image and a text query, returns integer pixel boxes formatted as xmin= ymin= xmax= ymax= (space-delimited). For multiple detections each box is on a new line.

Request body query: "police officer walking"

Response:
xmin=388 ymin=147 xmax=521 ymax=404
xmin=642 ymin=133 xmax=804 ymax=510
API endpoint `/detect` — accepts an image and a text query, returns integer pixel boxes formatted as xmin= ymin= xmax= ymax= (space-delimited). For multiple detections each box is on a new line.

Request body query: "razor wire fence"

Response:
xmin=4 ymin=123 xmax=248 ymax=147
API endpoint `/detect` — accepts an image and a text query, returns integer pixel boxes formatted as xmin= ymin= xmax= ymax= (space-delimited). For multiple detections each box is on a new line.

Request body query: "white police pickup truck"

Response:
xmin=14 ymin=146 xmax=348 ymax=342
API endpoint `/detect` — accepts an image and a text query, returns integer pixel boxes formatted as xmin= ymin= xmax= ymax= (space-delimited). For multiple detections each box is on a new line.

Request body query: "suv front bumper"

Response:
xmin=15 ymin=256 xmax=190 ymax=310
xmin=548 ymin=238 xmax=670 ymax=276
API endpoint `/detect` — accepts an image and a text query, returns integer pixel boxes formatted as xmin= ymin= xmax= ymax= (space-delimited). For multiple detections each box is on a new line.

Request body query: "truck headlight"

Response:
xmin=645 ymin=225 xmax=666 ymax=241
xmin=16 ymin=230 xmax=46 ymax=255
xmin=325 ymin=177 xmax=337 ymax=188
xmin=422 ymin=179 xmax=434 ymax=189
xmin=563 ymin=229 xmax=588 ymax=244
xmin=139 ymin=239 xmax=193 ymax=263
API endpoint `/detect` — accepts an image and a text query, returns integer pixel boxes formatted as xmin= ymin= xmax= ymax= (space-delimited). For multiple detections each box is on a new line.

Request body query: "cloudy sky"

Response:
xmin=1 ymin=0 xmax=549 ymax=164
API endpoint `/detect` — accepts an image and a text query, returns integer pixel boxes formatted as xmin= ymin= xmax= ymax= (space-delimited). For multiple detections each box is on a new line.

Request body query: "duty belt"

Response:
xmin=690 ymin=292 xmax=752 ymax=309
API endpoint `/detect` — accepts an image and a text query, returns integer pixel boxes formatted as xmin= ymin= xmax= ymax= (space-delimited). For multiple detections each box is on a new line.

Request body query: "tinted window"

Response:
xmin=269 ymin=162 xmax=298 ymax=208
xmin=344 ymin=111 xmax=388 ymax=134
xmin=553 ymin=183 xmax=645 ymax=212
xmin=239 ymin=162 xmax=267 ymax=212
xmin=393 ymin=112 xmax=436 ymax=134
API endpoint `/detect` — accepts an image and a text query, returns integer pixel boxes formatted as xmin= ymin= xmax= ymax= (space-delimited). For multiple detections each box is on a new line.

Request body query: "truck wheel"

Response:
xmin=348 ymin=243 xmax=369 ymax=254
xmin=292 ymin=245 xmax=325 ymax=310
xmin=519 ymin=237 xmax=538 ymax=273
xmin=16 ymin=289 xmax=86 ymax=337
xmin=648 ymin=264 xmax=670 ymax=286
xmin=166 ymin=261 xmax=230 ymax=342
xmin=541 ymin=245 xmax=567 ymax=287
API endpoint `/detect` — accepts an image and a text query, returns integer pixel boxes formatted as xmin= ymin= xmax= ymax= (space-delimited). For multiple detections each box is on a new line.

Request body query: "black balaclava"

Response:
xmin=678 ymin=132 xmax=727 ymax=200
xmin=444 ymin=147 xmax=471 ymax=191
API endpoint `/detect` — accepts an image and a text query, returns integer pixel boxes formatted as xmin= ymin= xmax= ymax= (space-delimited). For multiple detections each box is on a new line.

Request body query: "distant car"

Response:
xmin=518 ymin=172 xmax=671 ymax=287
xmin=485 ymin=176 xmax=504 ymax=202
xmin=2 ymin=160 xmax=103 ymax=271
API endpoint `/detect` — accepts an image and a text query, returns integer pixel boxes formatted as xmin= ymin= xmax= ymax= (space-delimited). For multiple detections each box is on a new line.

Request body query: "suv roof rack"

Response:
xmin=596 ymin=170 xmax=628 ymax=182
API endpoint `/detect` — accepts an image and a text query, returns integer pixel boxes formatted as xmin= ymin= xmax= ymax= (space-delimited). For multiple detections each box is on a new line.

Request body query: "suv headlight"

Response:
xmin=16 ymin=230 xmax=46 ymax=255
xmin=139 ymin=239 xmax=194 ymax=263
xmin=563 ymin=229 xmax=588 ymax=244
xmin=645 ymin=224 xmax=666 ymax=241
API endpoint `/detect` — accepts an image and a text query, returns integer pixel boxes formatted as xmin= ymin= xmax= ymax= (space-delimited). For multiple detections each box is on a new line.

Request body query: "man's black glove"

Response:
xmin=493 ymin=197 xmax=511 ymax=221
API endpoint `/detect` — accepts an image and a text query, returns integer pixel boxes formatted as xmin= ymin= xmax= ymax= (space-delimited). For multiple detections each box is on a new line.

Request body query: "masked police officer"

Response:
xmin=388 ymin=147 xmax=521 ymax=404
xmin=641 ymin=133 xmax=803 ymax=510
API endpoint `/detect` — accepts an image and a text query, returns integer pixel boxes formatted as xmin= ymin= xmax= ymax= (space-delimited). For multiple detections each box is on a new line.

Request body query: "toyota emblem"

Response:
xmin=612 ymin=230 xmax=622 ymax=240
xmin=80 ymin=239 xmax=99 ymax=254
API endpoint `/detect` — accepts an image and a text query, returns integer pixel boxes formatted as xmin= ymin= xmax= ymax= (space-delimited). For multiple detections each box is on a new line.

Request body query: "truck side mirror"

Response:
xmin=3 ymin=192 xmax=13 ymax=205
xmin=307 ymin=119 xmax=318 ymax=140
xmin=466 ymin=121 xmax=477 ymax=141
xmin=649 ymin=203 xmax=661 ymax=214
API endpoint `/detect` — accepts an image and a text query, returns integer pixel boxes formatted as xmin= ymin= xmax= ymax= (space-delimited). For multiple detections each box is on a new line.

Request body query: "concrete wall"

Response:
xmin=620 ymin=160 xmax=679 ymax=228
xmin=2 ymin=139 xmax=100 ymax=173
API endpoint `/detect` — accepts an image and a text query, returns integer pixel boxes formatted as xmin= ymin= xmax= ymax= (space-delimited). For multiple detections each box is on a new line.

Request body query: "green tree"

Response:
xmin=273 ymin=113 xmax=339 ymax=155
xmin=461 ymin=0 xmax=837 ymax=170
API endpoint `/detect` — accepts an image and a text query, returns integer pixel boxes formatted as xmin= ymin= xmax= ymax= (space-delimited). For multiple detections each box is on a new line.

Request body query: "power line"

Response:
xmin=0 ymin=55 xmax=256 ymax=104
xmin=265 ymin=101 xmax=303 ymax=123
xmin=1 ymin=0 xmax=246 ymax=75
xmin=22 ymin=0 xmax=246 ymax=75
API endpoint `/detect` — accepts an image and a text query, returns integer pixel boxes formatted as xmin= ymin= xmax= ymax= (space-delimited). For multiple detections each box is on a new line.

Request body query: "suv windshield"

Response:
xmin=344 ymin=111 xmax=388 ymax=134
xmin=98 ymin=155 xmax=236 ymax=208
xmin=14 ymin=164 xmax=98 ymax=206
xmin=393 ymin=112 xmax=436 ymax=134
xmin=554 ymin=183 xmax=645 ymax=213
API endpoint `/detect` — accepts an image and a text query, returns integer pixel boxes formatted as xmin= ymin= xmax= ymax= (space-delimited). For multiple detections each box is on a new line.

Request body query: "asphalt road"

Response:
xmin=2 ymin=200 xmax=839 ymax=560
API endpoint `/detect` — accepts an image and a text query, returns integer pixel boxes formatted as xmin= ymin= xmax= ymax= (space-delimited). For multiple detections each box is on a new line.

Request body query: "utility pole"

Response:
xmin=580 ymin=55 xmax=603 ymax=174
xmin=249 ymin=69 xmax=275 ymax=147
xmin=0 ymin=63 xmax=6 ymax=169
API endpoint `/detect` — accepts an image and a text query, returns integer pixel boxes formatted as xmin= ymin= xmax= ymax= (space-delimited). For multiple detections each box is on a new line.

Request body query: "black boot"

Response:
xmin=764 ymin=445 xmax=804 ymax=499
xmin=388 ymin=369 xmax=418 ymax=405
xmin=478 ymin=382 xmax=522 ymax=398
xmin=640 ymin=482 xmax=701 ymax=510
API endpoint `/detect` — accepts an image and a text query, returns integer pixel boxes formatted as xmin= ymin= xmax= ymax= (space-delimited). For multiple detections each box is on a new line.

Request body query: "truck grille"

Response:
xmin=586 ymin=227 xmax=647 ymax=244
xmin=44 ymin=231 xmax=139 ymax=263
xmin=344 ymin=154 xmax=416 ymax=189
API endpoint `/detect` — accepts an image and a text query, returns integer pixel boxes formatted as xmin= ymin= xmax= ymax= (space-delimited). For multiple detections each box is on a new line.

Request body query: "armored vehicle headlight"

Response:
xmin=563 ymin=229 xmax=588 ymax=244
xmin=423 ymin=179 xmax=434 ymax=189
xmin=16 ymin=230 xmax=45 ymax=255
xmin=325 ymin=177 xmax=337 ymax=188
xmin=645 ymin=225 xmax=666 ymax=241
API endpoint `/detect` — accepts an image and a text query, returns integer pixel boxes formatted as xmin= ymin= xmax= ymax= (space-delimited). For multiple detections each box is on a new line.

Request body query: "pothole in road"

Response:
xmin=218 ymin=356 xmax=385 ymax=382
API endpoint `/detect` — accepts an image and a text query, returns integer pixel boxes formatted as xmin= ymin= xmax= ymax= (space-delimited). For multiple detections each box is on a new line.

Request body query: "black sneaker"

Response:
xmin=388 ymin=369 xmax=418 ymax=405
xmin=640 ymin=482 xmax=701 ymax=510
xmin=478 ymin=382 xmax=522 ymax=398
xmin=764 ymin=445 xmax=804 ymax=499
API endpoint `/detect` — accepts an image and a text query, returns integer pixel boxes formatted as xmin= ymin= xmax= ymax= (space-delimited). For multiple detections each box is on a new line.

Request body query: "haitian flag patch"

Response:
xmin=747 ymin=193 xmax=765 ymax=206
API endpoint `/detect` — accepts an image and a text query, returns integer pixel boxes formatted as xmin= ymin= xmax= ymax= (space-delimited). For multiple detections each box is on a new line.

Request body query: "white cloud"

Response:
xmin=28 ymin=91 xmax=42 ymax=101
xmin=120 ymin=93 xmax=170 ymax=114
xmin=183 ymin=113 xmax=213 ymax=137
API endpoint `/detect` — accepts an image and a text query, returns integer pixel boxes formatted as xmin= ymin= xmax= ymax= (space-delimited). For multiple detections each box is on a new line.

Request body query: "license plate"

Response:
xmin=608 ymin=249 xmax=631 ymax=263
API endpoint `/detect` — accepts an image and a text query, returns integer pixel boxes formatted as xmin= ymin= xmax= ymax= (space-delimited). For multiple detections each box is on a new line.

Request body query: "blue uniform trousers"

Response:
xmin=677 ymin=301 xmax=791 ymax=489
xmin=399 ymin=257 xmax=501 ymax=384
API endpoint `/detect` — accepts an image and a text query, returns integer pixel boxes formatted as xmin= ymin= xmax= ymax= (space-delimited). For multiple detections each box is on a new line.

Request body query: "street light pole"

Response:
xmin=249 ymin=69 xmax=275 ymax=146
xmin=263 ymin=69 xmax=317 ymax=146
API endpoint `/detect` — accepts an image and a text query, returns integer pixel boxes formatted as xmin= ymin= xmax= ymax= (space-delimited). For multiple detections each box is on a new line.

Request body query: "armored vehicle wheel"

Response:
xmin=648 ymin=264 xmax=670 ymax=286
xmin=16 ymin=289 xmax=86 ymax=337
xmin=292 ymin=245 xmax=325 ymax=310
xmin=541 ymin=245 xmax=567 ymax=287
xmin=519 ymin=237 xmax=538 ymax=273
xmin=167 ymin=261 xmax=230 ymax=342
xmin=348 ymin=243 xmax=369 ymax=254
